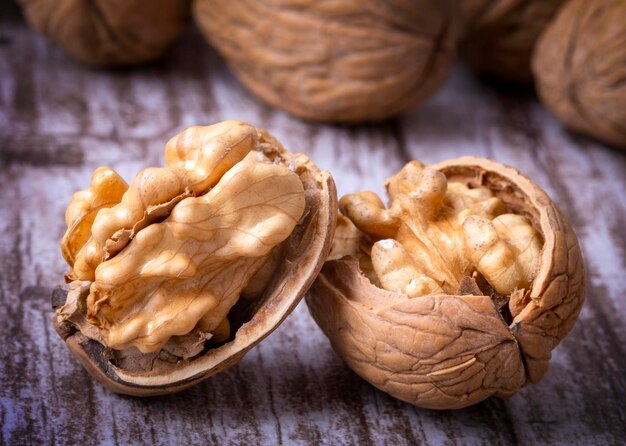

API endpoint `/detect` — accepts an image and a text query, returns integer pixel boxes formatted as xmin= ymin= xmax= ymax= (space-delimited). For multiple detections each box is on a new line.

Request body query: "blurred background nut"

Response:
xmin=54 ymin=121 xmax=337 ymax=395
xmin=532 ymin=0 xmax=626 ymax=149
xmin=193 ymin=0 xmax=458 ymax=123
xmin=17 ymin=0 xmax=191 ymax=67
xmin=459 ymin=0 xmax=564 ymax=84
xmin=308 ymin=157 xmax=585 ymax=409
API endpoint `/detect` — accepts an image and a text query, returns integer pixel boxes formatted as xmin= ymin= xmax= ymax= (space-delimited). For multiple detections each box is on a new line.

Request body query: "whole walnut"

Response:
xmin=307 ymin=157 xmax=585 ymax=409
xmin=459 ymin=0 xmax=564 ymax=84
xmin=193 ymin=0 xmax=458 ymax=123
xmin=533 ymin=0 xmax=626 ymax=149
xmin=54 ymin=121 xmax=336 ymax=395
xmin=18 ymin=0 xmax=191 ymax=67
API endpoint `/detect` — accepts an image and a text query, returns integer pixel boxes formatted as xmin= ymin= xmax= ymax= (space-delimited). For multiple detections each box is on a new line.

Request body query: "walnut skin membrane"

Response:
xmin=55 ymin=121 xmax=337 ymax=395
xmin=307 ymin=157 xmax=585 ymax=410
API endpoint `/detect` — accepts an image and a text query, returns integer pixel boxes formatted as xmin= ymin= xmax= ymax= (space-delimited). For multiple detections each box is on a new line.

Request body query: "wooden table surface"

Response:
xmin=1 ymin=4 xmax=625 ymax=445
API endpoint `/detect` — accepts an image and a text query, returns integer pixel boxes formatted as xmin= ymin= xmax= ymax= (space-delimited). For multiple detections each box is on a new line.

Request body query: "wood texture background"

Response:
xmin=1 ymin=3 xmax=625 ymax=445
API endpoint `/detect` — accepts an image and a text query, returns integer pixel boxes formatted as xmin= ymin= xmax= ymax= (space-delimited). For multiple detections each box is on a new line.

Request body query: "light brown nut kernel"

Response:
xmin=371 ymin=239 xmax=444 ymax=297
xmin=464 ymin=214 xmax=541 ymax=295
xmin=54 ymin=121 xmax=337 ymax=396
xmin=193 ymin=0 xmax=458 ymax=123
xmin=61 ymin=167 xmax=128 ymax=269
xmin=532 ymin=0 xmax=626 ymax=149
xmin=459 ymin=0 xmax=564 ymax=84
xmin=17 ymin=0 xmax=191 ymax=67
xmin=88 ymin=152 xmax=305 ymax=353
xmin=307 ymin=157 xmax=585 ymax=409
xmin=68 ymin=121 xmax=259 ymax=282
xmin=342 ymin=162 xmax=508 ymax=294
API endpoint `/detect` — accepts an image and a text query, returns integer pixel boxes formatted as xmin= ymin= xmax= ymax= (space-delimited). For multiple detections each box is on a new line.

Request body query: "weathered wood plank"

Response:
xmin=1 ymin=5 xmax=625 ymax=446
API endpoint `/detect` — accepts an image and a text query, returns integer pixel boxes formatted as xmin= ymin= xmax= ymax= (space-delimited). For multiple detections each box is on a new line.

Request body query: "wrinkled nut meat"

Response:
xmin=532 ymin=0 xmax=626 ymax=149
xmin=55 ymin=121 xmax=336 ymax=395
xmin=459 ymin=0 xmax=564 ymax=84
xmin=193 ymin=0 xmax=458 ymax=123
xmin=18 ymin=0 xmax=191 ymax=67
xmin=307 ymin=157 xmax=585 ymax=409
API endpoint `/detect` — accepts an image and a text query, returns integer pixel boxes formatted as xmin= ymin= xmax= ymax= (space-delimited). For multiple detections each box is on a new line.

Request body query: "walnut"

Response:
xmin=17 ymin=0 xmax=191 ymax=67
xmin=54 ymin=121 xmax=337 ymax=395
xmin=459 ymin=0 xmax=564 ymax=84
xmin=532 ymin=0 xmax=626 ymax=149
xmin=193 ymin=0 xmax=458 ymax=123
xmin=307 ymin=157 xmax=585 ymax=409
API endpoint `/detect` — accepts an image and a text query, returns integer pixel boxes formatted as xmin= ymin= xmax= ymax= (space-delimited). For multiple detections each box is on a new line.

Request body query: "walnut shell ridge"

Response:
xmin=193 ymin=0 xmax=458 ymax=123
xmin=459 ymin=0 xmax=564 ymax=84
xmin=18 ymin=0 xmax=191 ymax=67
xmin=532 ymin=0 xmax=626 ymax=149
xmin=307 ymin=157 xmax=585 ymax=409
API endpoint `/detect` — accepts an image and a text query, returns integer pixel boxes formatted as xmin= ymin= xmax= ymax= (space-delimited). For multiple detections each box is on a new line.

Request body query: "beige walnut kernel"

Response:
xmin=339 ymin=161 xmax=521 ymax=296
xmin=55 ymin=121 xmax=337 ymax=396
xmin=87 ymin=151 xmax=305 ymax=353
xmin=67 ymin=121 xmax=261 ymax=282
xmin=61 ymin=167 xmax=128 ymax=270
xmin=308 ymin=157 xmax=585 ymax=409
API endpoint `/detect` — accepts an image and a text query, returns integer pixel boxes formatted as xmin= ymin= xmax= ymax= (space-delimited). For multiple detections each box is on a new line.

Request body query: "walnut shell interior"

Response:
xmin=53 ymin=123 xmax=337 ymax=396
xmin=307 ymin=156 xmax=585 ymax=409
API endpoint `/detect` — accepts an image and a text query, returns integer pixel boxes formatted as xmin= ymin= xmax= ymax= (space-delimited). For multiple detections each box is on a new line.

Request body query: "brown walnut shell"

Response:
xmin=53 ymin=125 xmax=337 ymax=396
xmin=459 ymin=0 xmax=564 ymax=84
xmin=532 ymin=0 xmax=626 ymax=149
xmin=307 ymin=157 xmax=585 ymax=409
xmin=193 ymin=0 xmax=458 ymax=123
xmin=18 ymin=0 xmax=191 ymax=67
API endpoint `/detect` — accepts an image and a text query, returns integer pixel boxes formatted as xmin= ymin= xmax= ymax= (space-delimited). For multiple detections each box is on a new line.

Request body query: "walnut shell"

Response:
xmin=459 ymin=0 xmax=564 ymax=84
xmin=307 ymin=157 xmax=585 ymax=409
xmin=193 ymin=0 xmax=458 ymax=123
xmin=532 ymin=0 xmax=626 ymax=149
xmin=18 ymin=0 xmax=191 ymax=67
xmin=53 ymin=122 xmax=337 ymax=396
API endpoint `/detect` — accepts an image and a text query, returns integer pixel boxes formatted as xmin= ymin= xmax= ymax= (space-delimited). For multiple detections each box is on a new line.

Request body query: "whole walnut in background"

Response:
xmin=193 ymin=0 xmax=458 ymax=123
xmin=18 ymin=0 xmax=191 ymax=67
xmin=460 ymin=0 xmax=564 ymax=84
xmin=533 ymin=0 xmax=626 ymax=149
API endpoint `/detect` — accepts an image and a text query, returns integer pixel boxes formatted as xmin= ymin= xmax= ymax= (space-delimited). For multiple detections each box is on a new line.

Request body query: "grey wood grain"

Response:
xmin=1 ymin=5 xmax=625 ymax=446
